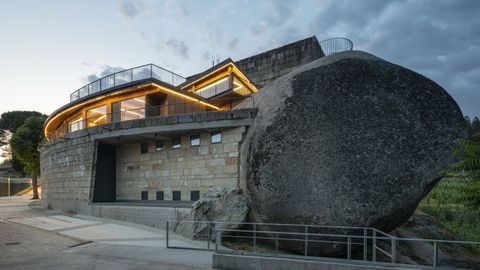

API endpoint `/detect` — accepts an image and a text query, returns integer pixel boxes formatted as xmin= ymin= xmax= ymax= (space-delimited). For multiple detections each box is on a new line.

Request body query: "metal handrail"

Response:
xmin=166 ymin=220 xmax=480 ymax=269
xmin=319 ymin=37 xmax=354 ymax=56
xmin=69 ymin=64 xmax=186 ymax=103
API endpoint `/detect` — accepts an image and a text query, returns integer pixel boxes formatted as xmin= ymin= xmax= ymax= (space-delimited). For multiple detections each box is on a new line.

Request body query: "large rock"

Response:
xmin=174 ymin=186 xmax=249 ymax=239
xmin=240 ymin=51 xmax=466 ymax=241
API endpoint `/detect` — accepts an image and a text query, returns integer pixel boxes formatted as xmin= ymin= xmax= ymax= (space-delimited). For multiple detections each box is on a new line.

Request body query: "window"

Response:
xmin=112 ymin=96 xmax=145 ymax=122
xmin=211 ymin=131 xmax=222 ymax=144
xmin=69 ymin=115 xmax=84 ymax=132
xmin=86 ymin=105 xmax=107 ymax=127
xmin=141 ymin=191 xmax=148 ymax=200
xmin=172 ymin=137 xmax=181 ymax=149
xmin=190 ymin=191 xmax=200 ymax=201
xmin=190 ymin=134 xmax=200 ymax=147
xmin=140 ymin=143 xmax=149 ymax=154
xmin=172 ymin=191 xmax=181 ymax=201
xmin=156 ymin=140 xmax=165 ymax=151
xmin=156 ymin=191 xmax=164 ymax=200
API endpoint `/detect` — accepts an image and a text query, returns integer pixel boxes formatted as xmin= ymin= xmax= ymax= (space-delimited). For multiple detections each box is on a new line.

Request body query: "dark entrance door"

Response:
xmin=93 ymin=143 xmax=116 ymax=202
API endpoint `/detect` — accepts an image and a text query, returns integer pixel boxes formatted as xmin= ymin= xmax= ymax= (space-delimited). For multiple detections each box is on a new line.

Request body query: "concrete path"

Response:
xmin=0 ymin=194 xmax=213 ymax=269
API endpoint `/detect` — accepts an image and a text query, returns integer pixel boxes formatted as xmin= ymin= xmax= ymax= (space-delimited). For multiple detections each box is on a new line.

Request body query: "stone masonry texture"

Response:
xmin=40 ymin=109 xmax=256 ymax=210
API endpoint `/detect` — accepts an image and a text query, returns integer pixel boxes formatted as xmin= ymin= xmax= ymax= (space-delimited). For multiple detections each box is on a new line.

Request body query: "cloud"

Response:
xmin=118 ymin=0 xmax=144 ymax=19
xmin=82 ymin=66 xmax=125 ymax=84
xmin=307 ymin=0 xmax=480 ymax=117
xmin=249 ymin=0 xmax=294 ymax=37
xmin=165 ymin=38 xmax=189 ymax=60
xmin=227 ymin=37 xmax=239 ymax=51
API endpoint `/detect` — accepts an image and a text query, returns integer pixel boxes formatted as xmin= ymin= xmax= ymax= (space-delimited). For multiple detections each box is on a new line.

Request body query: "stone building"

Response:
xmin=40 ymin=36 xmax=344 ymax=219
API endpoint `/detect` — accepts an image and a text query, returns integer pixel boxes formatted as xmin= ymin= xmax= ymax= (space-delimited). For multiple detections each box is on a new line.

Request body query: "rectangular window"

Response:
xmin=172 ymin=137 xmax=181 ymax=149
xmin=172 ymin=191 xmax=181 ymax=201
xmin=69 ymin=115 xmax=84 ymax=132
xmin=140 ymin=143 xmax=149 ymax=154
xmin=190 ymin=191 xmax=200 ymax=201
xmin=155 ymin=140 xmax=164 ymax=151
xmin=141 ymin=191 xmax=148 ymax=200
xmin=156 ymin=191 xmax=164 ymax=200
xmin=211 ymin=131 xmax=222 ymax=144
xmin=86 ymin=105 xmax=107 ymax=127
xmin=190 ymin=134 xmax=200 ymax=147
xmin=112 ymin=96 xmax=146 ymax=123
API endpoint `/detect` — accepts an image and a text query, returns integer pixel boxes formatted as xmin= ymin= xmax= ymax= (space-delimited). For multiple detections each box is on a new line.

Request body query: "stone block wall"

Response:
xmin=40 ymin=136 xmax=95 ymax=203
xmin=116 ymin=127 xmax=245 ymax=201
xmin=236 ymin=36 xmax=324 ymax=88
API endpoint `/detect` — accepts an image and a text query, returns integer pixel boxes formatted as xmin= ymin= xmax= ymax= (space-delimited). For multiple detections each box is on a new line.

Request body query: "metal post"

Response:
xmin=363 ymin=228 xmax=367 ymax=261
xmin=391 ymin=238 xmax=396 ymax=264
xmin=150 ymin=65 xmax=153 ymax=78
xmin=275 ymin=233 xmax=279 ymax=253
xmin=347 ymin=236 xmax=352 ymax=260
xmin=215 ymin=223 xmax=221 ymax=252
xmin=7 ymin=177 xmax=10 ymax=197
xmin=166 ymin=221 xmax=169 ymax=248
xmin=131 ymin=69 xmax=133 ymax=82
xmin=433 ymin=241 xmax=438 ymax=267
xmin=253 ymin=224 xmax=257 ymax=252
xmin=305 ymin=226 xmax=308 ymax=256
xmin=207 ymin=224 xmax=211 ymax=250
xmin=373 ymin=230 xmax=377 ymax=262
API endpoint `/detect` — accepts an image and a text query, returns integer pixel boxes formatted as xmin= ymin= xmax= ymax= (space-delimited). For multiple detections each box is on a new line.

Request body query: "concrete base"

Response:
xmin=43 ymin=199 xmax=190 ymax=229
xmin=212 ymin=254 xmax=419 ymax=270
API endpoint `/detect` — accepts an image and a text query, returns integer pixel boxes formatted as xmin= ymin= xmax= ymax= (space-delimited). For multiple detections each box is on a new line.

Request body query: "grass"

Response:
xmin=418 ymin=178 xmax=480 ymax=255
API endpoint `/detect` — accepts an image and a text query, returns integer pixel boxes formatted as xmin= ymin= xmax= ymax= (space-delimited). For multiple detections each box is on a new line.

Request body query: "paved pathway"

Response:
xmin=0 ymin=194 xmax=213 ymax=270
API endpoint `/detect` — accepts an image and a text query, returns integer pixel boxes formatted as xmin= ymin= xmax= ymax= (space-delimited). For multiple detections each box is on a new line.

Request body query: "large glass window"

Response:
xmin=69 ymin=115 xmax=84 ymax=132
xmin=112 ymin=96 xmax=145 ymax=122
xmin=87 ymin=105 xmax=107 ymax=127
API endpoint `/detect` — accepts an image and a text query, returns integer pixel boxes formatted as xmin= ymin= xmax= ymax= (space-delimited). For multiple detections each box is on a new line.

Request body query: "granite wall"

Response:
xmin=236 ymin=36 xmax=324 ymax=88
xmin=116 ymin=127 xmax=245 ymax=201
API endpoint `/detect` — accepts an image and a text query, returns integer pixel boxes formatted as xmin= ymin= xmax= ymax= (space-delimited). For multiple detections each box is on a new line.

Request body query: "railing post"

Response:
xmin=347 ymin=236 xmax=352 ymax=260
xmin=373 ymin=230 xmax=377 ymax=262
xmin=166 ymin=221 xmax=169 ymax=248
xmin=253 ymin=224 xmax=257 ymax=252
xmin=114 ymin=73 xmax=116 ymax=87
xmin=207 ymin=223 xmax=211 ymax=250
xmin=275 ymin=233 xmax=279 ymax=253
xmin=131 ymin=69 xmax=133 ymax=82
xmin=433 ymin=241 xmax=438 ymax=268
xmin=150 ymin=64 xmax=153 ymax=78
xmin=391 ymin=238 xmax=396 ymax=264
xmin=215 ymin=223 xmax=221 ymax=252
xmin=363 ymin=228 xmax=367 ymax=261
xmin=305 ymin=226 xmax=308 ymax=256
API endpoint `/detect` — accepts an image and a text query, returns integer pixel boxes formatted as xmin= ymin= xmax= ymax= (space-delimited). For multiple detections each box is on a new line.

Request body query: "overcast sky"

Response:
xmin=0 ymin=0 xmax=479 ymax=118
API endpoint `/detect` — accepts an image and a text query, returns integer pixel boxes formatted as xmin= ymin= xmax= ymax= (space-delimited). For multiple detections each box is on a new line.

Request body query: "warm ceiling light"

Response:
xmin=196 ymin=77 xmax=229 ymax=93
xmin=134 ymin=97 xmax=146 ymax=103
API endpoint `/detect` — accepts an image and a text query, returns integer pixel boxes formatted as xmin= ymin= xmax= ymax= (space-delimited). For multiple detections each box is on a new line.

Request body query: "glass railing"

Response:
xmin=70 ymin=64 xmax=186 ymax=102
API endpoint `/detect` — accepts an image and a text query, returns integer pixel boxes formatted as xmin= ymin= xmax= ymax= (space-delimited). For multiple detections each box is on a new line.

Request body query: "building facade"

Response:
xmin=40 ymin=36 xmax=330 ymax=216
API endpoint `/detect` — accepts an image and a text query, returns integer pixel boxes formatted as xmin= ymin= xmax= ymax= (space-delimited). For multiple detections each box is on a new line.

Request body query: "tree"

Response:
xmin=451 ymin=132 xmax=480 ymax=207
xmin=10 ymin=116 xmax=46 ymax=199
xmin=0 ymin=111 xmax=45 ymax=173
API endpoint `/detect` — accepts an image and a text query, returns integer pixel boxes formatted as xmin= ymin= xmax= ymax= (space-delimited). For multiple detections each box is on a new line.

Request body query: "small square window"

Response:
xmin=190 ymin=190 xmax=200 ymax=201
xmin=156 ymin=191 xmax=164 ymax=200
xmin=140 ymin=143 xmax=149 ymax=154
xmin=190 ymin=134 xmax=200 ymax=147
xmin=156 ymin=140 xmax=164 ymax=151
xmin=211 ymin=131 xmax=222 ymax=144
xmin=172 ymin=137 xmax=181 ymax=149
xmin=141 ymin=191 xmax=148 ymax=200
xmin=172 ymin=191 xmax=181 ymax=201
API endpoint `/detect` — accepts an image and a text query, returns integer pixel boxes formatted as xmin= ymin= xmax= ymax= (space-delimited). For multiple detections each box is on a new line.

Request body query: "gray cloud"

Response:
xmin=307 ymin=0 xmax=480 ymax=117
xmin=118 ymin=0 xmax=144 ymax=19
xmin=165 ymin=38 xmax=189 ymax=60
xmin=82 ymin=66 xmax=124 ymax=84
xmin=227 ymin=37 xmax=239 ymax=51
xmin=249 ymin=0 xmax=294 ymax=37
